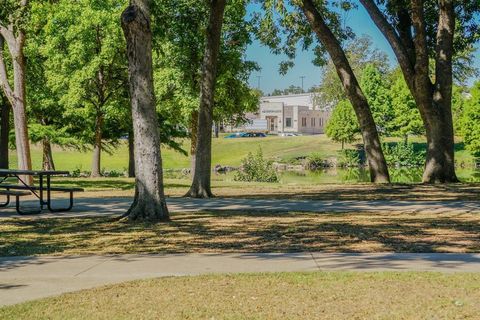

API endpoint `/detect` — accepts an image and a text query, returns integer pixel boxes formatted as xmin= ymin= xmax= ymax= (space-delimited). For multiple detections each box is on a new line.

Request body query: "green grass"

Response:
xmin=9 ymin=134 xmax=473 ymax=172
xmin=8 ymin=135 xmax=345 ymax=171
xmin=2 ymin=272 xmax=480 ymax=319
xmin=2 ymin=210 xmax=480 ymax=256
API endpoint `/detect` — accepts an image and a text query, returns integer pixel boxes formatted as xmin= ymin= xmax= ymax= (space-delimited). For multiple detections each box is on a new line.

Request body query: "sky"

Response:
xmin=244 ymin=4 xmax=480 ymax=95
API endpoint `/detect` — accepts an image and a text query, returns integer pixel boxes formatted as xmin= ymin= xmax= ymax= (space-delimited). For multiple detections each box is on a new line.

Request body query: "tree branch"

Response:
xmin=0 ymin=35 xmax=14 ymax=104
xmin=434 ymin=0 xmax=454 ymax=93
xmin=359 ymin=0 xmax=416 ymax=88
xmin=410 ymin=0 xmax=430 ymax=82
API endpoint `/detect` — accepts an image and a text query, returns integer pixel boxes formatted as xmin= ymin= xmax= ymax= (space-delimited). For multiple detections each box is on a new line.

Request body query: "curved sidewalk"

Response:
xmin=1 ymin=253 xmax=480 ymax=306
xmin=0 ymin=197 xmax=479 ymax=218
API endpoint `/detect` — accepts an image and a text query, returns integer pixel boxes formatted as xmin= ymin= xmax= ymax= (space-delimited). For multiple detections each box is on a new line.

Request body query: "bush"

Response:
xmin=337 ymin=149 xmax=361 ymax=167
xmin=306 ymin=152 xmax=325 ymax=169
xmin=234 ymin=149 xmax=278 ymax=183
xmin=383 ymin=142 xmax=425 ymax=167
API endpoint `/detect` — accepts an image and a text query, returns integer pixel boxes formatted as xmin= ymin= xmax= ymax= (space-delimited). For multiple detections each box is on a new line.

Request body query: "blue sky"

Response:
xmin=245 ymin=4 xmax=480 ymax=94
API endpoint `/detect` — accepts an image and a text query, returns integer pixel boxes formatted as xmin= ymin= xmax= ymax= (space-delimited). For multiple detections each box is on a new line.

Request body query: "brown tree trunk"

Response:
xmin=360 ymin=0 xmax=458 ymax=183
xmin=42 ymin=138 xmax=55 ymax=171
xmin=91 ymin=114 xmax=104 ymax=177
xmin=189 ymin=109 xmax=198 ymax=175
xmin=214 ymin=121 xmax=219 ymax=138
xmin=185 ymin=0 xmax=227 ymax=198
xmin=0 ymin=30 xmax=33 ymax=184
xmin=300 ymin=0 xmax=390 ymax=183
xmin=420 ymin=101 xmax=457 ymax=183
xmin=121 ymin=1 xmax=169 ymax=221
xmin=0 ymin=95 xmax=9 ymax=169
xmin=128 ymin=131 xmax=135 ymax=178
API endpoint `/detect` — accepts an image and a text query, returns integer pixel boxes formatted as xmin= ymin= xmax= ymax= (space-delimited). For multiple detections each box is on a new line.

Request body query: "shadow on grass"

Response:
xmin=1 ymin=211 xmax=480 ymax=258
xmin=222 ymin=183 xmax=480 ymax=201
xmin=50 ymin=179 xmax=189 ymax=191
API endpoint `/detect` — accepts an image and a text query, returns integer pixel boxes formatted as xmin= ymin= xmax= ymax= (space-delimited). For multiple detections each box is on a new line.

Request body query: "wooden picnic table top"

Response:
xmin=0 ymin=169 xmax=70 ymax=176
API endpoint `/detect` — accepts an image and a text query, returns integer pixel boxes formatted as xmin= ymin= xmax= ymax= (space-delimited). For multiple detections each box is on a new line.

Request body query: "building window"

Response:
xmin=320 ymin=118 xmax=323 ymax=127
xmin=301 ymin=117 xmax=307 ymax=127
xmin=311 ymin=118 xmax=316 ymax=127
xmin=286 ymin=117 xmax=292 ymax=127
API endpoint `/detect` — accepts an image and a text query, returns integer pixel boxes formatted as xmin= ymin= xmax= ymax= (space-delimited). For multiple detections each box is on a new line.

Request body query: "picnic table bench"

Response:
xmin=0 ymin=169 xmax=84 ymax=215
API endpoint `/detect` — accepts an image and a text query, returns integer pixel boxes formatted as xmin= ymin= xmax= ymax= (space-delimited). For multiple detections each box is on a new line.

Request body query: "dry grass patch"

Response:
xmin=1 ymin=272 xmax=480 ymax=319
xmin=1 ymin=211 xmax=480 ymax=256
xmin=50 ymin=178 xmax=480 ymax=201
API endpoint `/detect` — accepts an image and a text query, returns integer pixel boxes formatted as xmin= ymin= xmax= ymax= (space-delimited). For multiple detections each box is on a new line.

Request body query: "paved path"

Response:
xmin=1 ymin=253 xmax=480 ymax=306
xmin=0 ymin=197 xmax=479 ymax=218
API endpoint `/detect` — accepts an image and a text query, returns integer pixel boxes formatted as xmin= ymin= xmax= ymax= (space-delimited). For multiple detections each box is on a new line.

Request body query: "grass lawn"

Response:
xmin=7 ymin=135 xmax=476 ymax=171
xmin=1 ymin=272 xmax=480 ymax=319
xmin=2 ymin=210 xmax=480 ymax=256
xmin=9 ymin=135 xmax=346 ymax=171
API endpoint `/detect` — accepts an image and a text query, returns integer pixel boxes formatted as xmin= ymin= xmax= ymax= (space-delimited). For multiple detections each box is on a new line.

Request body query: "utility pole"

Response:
xmin=256 ymin=76 xmax=262 ymax=91
xmin=300 ymin=76 xmax=306 ymax=92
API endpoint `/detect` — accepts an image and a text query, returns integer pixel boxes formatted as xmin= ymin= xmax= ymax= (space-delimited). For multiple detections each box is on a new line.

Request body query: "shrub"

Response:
xmin=306 ymin=152 xmax=325 ymax=169
xmin=383 ymin=142 xmax=425 ymax=167
xmin=234 ymin=149 xmax=278 ymax=183
xmin=337 ymin=149 xmax=361 ymax=167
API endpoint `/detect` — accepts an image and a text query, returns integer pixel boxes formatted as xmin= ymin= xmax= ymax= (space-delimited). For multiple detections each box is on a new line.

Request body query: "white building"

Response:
xmin=232 ymin=93 xmax=331 ymax=135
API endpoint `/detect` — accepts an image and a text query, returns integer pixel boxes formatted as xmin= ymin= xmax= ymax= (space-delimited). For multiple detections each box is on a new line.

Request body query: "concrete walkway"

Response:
xmin=0 ymin=197 xmax=479 ymax=218
xmin=1 ymin=253 xmax=480 ymax=306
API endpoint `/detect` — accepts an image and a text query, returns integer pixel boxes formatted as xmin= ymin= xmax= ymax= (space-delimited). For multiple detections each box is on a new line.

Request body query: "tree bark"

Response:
xmin=91 ymin=114 xmax=104 ymax=177
xmin=300 ymin=0 xmax=390 ymax=183
xmin=189 ymin=109 xmax=198 ymax=175
xmin=42 ymin=138 xmax=55 ymax=171
xmin=360 ymin=0 xmax=458 ymax=183
xmin=0 ymin=28 xmax=33 ymax=184
xmin=185 ymin=0 xmax=227 ymax=198
xmin=121 ymin=1 xmax=169 ymax=221
xmin=128 ymin=131 xmax=135 ymax=177
xmin=214 ymin=121 xmax=219 ymax=138
xmin=0 ymin=94 xmax=9 ymax=169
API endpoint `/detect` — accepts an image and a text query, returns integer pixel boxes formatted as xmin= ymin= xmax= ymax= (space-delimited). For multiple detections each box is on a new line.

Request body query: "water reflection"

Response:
xmin=277 ymin=167 xmax=480 ymax=184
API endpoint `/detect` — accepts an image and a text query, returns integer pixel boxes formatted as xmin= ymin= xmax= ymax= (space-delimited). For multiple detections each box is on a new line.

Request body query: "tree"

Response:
xmin=152 ymin=0 xmax=258 ymax=193
xmin=0 ymin=92 xmax=9 ymax=169
xmin=360 ymin=64 xmax=394 ymax=135
xmin=316 ymin=36 xmax=390 ymax=107
xmin=388 ymin=69 xmax=424 ymax=142
xmin=0 ymin=2 xmax=32 ymax=183
xmin=326 ymin=100 xmax=360 ymax=149
xmin=38 ymin=0 xmax=129 ymax=177
xmin=360 ymin=0 xmax=479 ymax=182
xmin=271 ymin=85 xmax=304 ymax=96
xmin=461 ymin=81 xmax=480 ymax=159
xmin=121 ymin=0 xmax=169 ymax=221
xmin=185 ymin=0 xmax=226 ymax=198
xmin=298 ymin=0 xmax=390 ymax=183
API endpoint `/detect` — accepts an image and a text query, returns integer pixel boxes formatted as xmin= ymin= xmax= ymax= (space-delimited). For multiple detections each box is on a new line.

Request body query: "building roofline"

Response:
xmin=260 ymin=93 xmax=316 ymax=99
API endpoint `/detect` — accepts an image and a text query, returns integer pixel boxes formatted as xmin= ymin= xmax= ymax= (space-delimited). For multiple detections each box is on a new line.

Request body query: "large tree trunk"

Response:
xmin=360 ymin=0 xmax=458 ymax=183
xmin=121 ymin=1 xmax=169 ymax=221
xmin=300 ymin=0 xmax=390 ymax=183
xmin=91 ymin=114 xmax=104 ymax=177
xmin=0 ymin=30 xmax=33 ymax=184
xmin=12 ymin=49 xmax=33 ymax=184
xmin=185 ymin=0 xmax=227 ymax=198
xmin=128 ymin=131 xmax=135 ymax=177
xmin=0 ymin=95 xmax=9 ymax=169
xmin=421 ymin=107 xmax=457 ymax=183
xmin=42 ymin=138 xmax=55 ymax=171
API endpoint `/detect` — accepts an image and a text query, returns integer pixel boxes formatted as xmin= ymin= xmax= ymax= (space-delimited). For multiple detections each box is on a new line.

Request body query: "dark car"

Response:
xmin=224 ymin=132 xmax=266 ymax=138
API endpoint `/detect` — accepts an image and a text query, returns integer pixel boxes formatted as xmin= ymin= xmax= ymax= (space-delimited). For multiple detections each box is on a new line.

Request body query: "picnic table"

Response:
xmin=0 ymin=169 xmax=84 ymax=215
